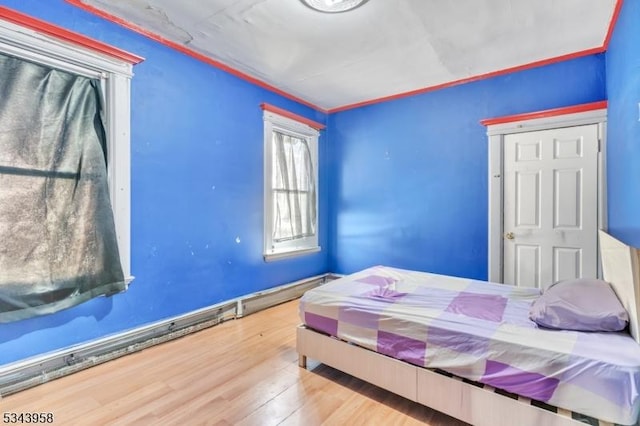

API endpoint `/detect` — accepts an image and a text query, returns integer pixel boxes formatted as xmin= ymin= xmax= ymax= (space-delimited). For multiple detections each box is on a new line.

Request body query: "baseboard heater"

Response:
xmin=0 ymin=273 xmax=339 ymax=397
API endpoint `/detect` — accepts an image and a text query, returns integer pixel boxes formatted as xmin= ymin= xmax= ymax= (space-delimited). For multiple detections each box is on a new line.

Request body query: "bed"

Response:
xmin=296 ymin=231 xmax=640 ymax=426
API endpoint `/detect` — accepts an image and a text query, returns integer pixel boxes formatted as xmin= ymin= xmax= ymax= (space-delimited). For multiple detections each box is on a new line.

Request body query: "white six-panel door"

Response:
xmin=503 ymin=124 xmax=599 ymax=288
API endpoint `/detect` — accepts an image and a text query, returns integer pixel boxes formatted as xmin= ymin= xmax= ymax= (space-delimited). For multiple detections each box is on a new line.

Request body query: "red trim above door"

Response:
xmin=0 ymin=6 xmax=143 ymax=64
xmin=261 ymin=103 xmax=325 ymax=130
xmin=480 ymin=101 xmax=608 ymax=126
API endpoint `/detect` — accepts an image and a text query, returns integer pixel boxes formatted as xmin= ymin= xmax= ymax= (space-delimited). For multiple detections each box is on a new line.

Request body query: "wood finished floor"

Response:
xmin=2 ymin=300 xmax=467 ymax=425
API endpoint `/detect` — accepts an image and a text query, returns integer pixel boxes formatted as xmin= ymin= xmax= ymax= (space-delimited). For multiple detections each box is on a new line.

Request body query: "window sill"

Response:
xmin=264 ymin=246 xmax=321 ymax=262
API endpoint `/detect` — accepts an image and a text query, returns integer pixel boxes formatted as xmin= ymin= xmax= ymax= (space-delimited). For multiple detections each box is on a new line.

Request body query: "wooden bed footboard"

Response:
xmin=296 ymin=325 xmax=615 ymax=426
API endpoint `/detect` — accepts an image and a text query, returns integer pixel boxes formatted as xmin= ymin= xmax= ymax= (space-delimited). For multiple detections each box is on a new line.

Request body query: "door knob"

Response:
xmin=505 ymin=232 xmax=515 ymax=240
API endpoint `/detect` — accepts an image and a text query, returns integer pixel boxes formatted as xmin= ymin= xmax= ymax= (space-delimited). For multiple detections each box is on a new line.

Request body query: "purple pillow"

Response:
xmin=529 ymin=278 xmax=629 ymax=331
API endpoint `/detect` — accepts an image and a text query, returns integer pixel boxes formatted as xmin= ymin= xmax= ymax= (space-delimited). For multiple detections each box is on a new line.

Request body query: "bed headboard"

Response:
xmin=600 ymin=230 xmax=640 ymax=344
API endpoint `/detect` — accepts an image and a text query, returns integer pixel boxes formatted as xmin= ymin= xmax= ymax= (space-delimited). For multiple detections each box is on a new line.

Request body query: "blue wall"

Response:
xmin=328 ymin=55 xmax=606 ymax=278
xmin=606 ymin=0 xmax=640 ymax=247
xmin=0 ymin=1 xmax=328 ymax=365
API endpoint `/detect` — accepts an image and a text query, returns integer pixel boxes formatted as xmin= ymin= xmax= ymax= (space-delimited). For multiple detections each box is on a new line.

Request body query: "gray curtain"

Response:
xmin=272 ymin=130 xmax=316 ymax=242
xmin=0 ymin=53 xmax=125 ymax=323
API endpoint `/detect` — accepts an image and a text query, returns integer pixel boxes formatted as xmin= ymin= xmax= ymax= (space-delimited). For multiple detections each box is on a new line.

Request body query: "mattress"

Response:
xmin=299 ymin=266 xmax=640 ymax=425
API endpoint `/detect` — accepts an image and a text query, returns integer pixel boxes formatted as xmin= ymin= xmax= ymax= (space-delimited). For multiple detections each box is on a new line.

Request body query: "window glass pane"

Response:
xmin=298 ymin=192 xmax=312 ymax=234
xmin=273 ymin=191 xmax=292 ymax=241
xmin=272 ymin=130 xmax=315 ymax=243
xmin=273 ymin=191 xmax=313 ymax=242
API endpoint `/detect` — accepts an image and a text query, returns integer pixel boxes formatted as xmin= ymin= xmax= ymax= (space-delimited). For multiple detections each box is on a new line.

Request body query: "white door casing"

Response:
xmin=502 ymin=125 xmax=598 ymax=288
xmin=485 ymin=105 xmax=607 ymax=285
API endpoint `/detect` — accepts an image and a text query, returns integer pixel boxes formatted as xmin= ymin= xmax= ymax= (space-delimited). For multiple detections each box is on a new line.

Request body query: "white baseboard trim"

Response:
xmin=0 ymin=272 xmax=339 ymax=397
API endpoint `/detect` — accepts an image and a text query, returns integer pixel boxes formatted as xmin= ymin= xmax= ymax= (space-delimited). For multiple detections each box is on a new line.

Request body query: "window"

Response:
xmin=0 ymin=12 xmax=141 ymax=282
xmin=263 ymin=105 xmax=321 ymax=260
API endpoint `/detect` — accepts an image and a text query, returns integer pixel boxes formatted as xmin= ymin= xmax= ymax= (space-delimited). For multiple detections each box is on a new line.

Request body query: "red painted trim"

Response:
xmin=261 ymin=103 xmax=325 ymax=130
xmin=65 ymin=0 xmax=326 ymax=113
xmin=64 ymin=0 xmax=618 ymax=115
xmin=0 ymin=6 xmax=143 ymax=64
xmin=329 ymin=47 xmax=604 ymax=113
xmin=480 ymin=100 xmax=607 ymax=126
xmin=603 ymin=0 xmax=624 ymax=49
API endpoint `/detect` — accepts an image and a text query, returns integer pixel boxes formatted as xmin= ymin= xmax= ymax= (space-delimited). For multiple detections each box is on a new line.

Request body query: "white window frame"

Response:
xmin=263 ymin=110 xmax=320 ymax=261
xmin=0 ymin=18 xmax=135 ymax=283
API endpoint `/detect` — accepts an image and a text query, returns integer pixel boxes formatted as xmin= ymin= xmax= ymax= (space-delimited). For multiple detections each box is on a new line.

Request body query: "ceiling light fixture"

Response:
xmin=300 ymin=0 xmax=369 ymax=13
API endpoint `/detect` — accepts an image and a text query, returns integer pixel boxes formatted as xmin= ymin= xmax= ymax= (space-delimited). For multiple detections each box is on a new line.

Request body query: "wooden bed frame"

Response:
xmin=296 ymin=231 xmax=640 ymax=426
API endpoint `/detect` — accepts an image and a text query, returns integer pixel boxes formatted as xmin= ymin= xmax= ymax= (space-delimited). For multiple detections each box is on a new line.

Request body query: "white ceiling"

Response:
xmin=78 ymin=0 xmax=617 ymax=111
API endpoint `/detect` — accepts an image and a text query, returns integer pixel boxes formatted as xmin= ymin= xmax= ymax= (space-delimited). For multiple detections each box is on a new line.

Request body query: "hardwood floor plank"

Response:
xmin=2 ymin=300 xmax=466 ymax=425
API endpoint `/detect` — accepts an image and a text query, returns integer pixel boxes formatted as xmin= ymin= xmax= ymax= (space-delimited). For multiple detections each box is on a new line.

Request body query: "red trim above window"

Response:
xmin=261 ymin=103 xmax=325 ymax=130
xmin=480 ymin=100 xmax=607 ymax=126
xmin=0 ymin=6 xmax=143 ymax=64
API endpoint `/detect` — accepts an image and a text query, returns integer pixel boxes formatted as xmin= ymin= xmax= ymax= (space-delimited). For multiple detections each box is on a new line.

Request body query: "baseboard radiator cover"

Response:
xmin=0 ymin=272 xmax=337 ymax=397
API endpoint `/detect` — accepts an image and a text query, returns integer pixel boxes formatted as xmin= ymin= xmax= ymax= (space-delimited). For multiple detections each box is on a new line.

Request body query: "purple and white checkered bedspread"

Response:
xmin=299 ymin=266 xmax=640 ymax=425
